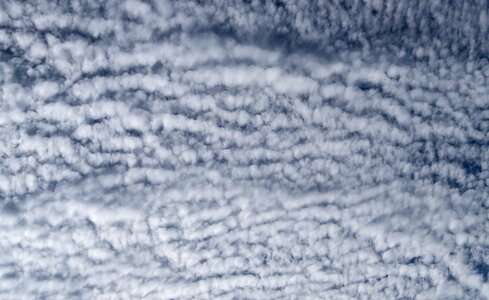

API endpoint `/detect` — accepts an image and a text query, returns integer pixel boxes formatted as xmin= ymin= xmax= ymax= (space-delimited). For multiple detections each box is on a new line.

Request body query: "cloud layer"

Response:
xmin=0 ymin=0 xmax=488 ymax=299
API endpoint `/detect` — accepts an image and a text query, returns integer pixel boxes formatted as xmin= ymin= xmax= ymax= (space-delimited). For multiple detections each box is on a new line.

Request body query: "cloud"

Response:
xmin=0 ymin=0 xmax=488 ymax=299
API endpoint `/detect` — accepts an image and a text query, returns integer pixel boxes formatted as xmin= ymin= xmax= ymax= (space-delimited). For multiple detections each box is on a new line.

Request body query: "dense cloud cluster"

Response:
xmin=0 ymin=0 xmax=488 ymax=299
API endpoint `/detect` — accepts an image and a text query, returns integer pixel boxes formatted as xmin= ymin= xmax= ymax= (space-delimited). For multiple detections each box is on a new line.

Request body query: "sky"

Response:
xmin=0 ymin=0 xmax=488 ymax=299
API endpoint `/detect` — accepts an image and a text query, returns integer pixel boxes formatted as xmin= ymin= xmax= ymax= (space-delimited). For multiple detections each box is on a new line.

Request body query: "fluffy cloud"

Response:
xmin=0 ymin=0 xmax=488 ymax=299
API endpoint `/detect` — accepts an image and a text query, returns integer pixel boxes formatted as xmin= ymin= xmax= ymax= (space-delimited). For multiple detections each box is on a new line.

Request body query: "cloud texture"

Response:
xmin=0 ymin=0 xmax=488 ymax=299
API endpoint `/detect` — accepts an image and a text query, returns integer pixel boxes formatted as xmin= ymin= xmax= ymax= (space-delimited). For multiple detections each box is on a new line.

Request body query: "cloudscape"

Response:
xmin=0 ymin=0 xmax=488 ymax=299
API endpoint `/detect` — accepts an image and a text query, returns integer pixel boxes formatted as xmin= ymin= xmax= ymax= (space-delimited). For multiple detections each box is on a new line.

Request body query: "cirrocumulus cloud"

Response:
xmin=0 ymin=0 xmax=488 ymax=299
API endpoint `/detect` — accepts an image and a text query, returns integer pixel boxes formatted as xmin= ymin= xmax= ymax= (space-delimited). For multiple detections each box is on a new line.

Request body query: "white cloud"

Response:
xmin=32 ymin=81 xmax=59 ymax=99
xmin=0 ymin=0 xmax=488 ymax=299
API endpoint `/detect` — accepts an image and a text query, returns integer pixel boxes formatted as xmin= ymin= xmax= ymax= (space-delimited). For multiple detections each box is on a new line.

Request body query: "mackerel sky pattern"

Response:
xmin=0 ymin=1 xmax=488 ymax=299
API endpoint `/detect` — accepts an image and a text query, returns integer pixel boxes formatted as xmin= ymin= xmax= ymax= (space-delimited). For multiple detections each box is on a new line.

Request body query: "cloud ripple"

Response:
xmin=0 ymin=1 xmax=488 ymax=299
